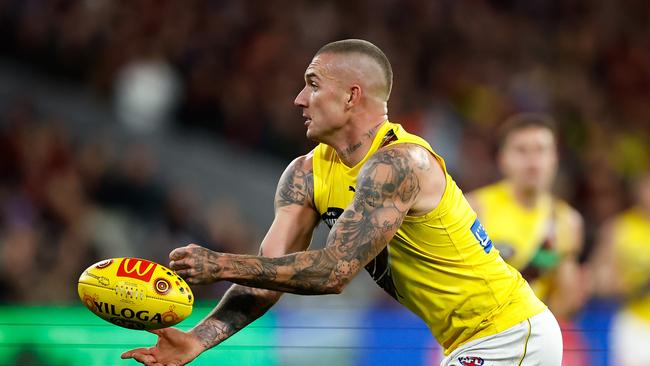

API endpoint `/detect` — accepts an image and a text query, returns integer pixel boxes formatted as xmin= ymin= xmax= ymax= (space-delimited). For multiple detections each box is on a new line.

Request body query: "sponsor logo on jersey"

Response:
xmin=470 ymin=218 xmax=493 ymax=253
xmin=458 ymin=356 xmax=484 ymax=366
xmin=117 ymin=258 xmax=157 ymax=282
xmin=321 ymin=207 xmax=344 ymax=228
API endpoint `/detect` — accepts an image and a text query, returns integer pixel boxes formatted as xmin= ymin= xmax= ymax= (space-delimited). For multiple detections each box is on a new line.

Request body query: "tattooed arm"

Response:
xmin=121 ymin=154 xmax=319 ymax=365
xmin=188 ymin=154 xmax=319 ymax=347
xmin=171 ymin=144 xmax=444 ymax=295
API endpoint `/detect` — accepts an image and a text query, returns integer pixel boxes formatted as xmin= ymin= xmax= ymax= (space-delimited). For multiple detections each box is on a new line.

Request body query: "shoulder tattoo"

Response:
xmin=275 ymin=158 xmax=314 ymax=208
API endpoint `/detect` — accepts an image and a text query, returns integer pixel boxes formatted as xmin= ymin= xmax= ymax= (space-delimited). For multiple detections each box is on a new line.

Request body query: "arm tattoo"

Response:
xmin=189 ymin=248 xmax=289 ymax=349
xmin=275 ymin=157 xmax=314 ymax=208
xmin=191 ymin=285 xmax=279 ymax=349
xmin=219 ymin=146 xmax=424 ymax=295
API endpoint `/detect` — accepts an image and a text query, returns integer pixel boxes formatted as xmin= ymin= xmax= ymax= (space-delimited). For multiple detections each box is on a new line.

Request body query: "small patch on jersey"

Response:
xmin=458 ymin=356 xmax=484 ymax=366
xmin=379 ymin=129 xmax=398 ymax=148
xmin=470 ymin=218 xmax=493 ymax=253
xmin=321 ymin=207 xmax=344 ymax=228
xmin=348 ymin=186 xmax=356 ymax=192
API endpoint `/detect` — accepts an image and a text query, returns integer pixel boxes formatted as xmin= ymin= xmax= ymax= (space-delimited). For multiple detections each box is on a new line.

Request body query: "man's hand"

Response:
xmin=121 ymin=328 xmax=204 ymax=366
xmin=169 ymin=244 xmax=223 ymax=285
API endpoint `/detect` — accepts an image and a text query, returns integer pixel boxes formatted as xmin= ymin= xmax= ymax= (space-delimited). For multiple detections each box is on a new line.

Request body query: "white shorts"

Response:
xmin=611 ymin=309 xmax=650 ymax=366
xmin=440 ymin=309 xmax=563 ymax=366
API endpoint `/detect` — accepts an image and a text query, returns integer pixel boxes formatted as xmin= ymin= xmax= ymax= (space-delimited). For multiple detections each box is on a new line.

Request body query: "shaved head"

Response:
xmin=294 ymin=39 xmax=392 ymax=147
xmin=315 ymin=39 xmax=393 ymax=101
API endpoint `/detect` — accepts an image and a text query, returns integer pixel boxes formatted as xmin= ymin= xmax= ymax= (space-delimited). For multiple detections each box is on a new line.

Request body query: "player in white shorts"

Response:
xmin=441 ymin=309 xmax=562 ymax=366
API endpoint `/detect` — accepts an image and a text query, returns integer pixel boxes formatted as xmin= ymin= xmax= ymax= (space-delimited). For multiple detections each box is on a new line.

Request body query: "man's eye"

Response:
xmin=310 ymin=82 xmax=318 ymax=89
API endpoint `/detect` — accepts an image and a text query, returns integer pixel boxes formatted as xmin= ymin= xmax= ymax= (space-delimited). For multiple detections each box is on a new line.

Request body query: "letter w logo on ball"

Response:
xmin=117 ymin=258 xmax=157 ymax=282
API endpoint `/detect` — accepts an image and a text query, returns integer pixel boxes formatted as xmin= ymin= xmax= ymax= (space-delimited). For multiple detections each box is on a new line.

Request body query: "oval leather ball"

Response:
xmin=78 ymin=258 xmax=194 ymax=330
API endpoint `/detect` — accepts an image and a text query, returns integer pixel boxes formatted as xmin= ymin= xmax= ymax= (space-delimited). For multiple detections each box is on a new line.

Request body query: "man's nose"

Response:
xmin=294 ymin=86 xmax=308 ymax=107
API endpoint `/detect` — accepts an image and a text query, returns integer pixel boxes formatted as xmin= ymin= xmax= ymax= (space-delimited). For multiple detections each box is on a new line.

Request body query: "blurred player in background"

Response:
xmin=591 ymin=172 xmax=650 ymax=366
xmin=122 ymin=39 xmax=561 ymax=366
xmin=467 ymin=113 xmax=588 ymax=365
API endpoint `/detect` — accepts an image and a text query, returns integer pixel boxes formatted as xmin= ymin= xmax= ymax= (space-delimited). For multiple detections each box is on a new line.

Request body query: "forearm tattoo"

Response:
xmin=221 ymin=146 xmax=427 ymax=294
xmin=191 ymin=285 xmax=279 ymax=349
xmin=275 ymin=157 xmax=314 ymax=209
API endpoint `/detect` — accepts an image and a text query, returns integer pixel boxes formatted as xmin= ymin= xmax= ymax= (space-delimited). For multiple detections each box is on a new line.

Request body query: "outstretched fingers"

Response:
xmin=121 ymin=348 xmax=150 ymax=359
xmin=131 ymin=352 xmax=158 ymax=365
xmin=122 ymin=348 xmax=163 ymax=366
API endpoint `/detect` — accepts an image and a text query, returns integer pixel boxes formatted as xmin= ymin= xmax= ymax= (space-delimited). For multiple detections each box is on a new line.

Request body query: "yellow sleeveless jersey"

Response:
xmin=312 ymin=121 xmax=546 ymax=353
xmin=610 ymin=207 xmax=650 ymax=321
xmin=471 ymin=181 xmax=577 ymax=300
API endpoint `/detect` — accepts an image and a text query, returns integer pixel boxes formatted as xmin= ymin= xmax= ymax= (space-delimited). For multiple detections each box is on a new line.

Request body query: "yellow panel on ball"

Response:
xmin=78 ymin=257 xmax=194 ymax=330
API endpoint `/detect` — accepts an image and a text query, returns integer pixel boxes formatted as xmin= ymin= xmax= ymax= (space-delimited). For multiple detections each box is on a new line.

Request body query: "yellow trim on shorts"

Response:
xmin=517 ymin=319 xmax=532 ymax=366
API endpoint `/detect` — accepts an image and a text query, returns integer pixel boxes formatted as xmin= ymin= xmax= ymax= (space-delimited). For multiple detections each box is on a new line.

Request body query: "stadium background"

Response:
xmin=0 ymin=0 xmax=647 ymax=365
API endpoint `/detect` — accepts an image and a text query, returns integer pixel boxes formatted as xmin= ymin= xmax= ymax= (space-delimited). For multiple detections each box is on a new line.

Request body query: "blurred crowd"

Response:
xmin=0 ymin=100 xmax=258 ymax=302
xmin=0 ymin=0 xmax=648 ymax=304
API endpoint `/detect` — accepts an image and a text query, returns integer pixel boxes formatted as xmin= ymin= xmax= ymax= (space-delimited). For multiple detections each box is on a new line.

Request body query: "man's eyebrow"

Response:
xmin=305 ymin=72 xmax=319 ymax=81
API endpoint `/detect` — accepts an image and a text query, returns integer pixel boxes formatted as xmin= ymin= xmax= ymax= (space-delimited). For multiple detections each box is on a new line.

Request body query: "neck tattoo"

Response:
xmin=344 ymin=141 xmax=363 ymax=156
xmin=342 ymin=122 xmax=384 ymax=158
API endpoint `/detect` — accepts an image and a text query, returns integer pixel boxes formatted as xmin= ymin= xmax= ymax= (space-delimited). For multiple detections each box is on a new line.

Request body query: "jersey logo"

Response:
xmin=117 ymin=258 xmax=157 ymax=282
xmin=321 ymin=207 xmax=344 ymax=228
xmin=348 ymin=186 xmax=356 ymax=192
xmin=470 ymin=218 xmax=493 ymax=253
xmin=458 ymin=356 xmax=484 ymax=366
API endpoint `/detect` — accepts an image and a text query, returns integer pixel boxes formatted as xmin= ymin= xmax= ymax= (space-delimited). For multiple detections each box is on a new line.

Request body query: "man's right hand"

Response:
xmin=169 ymin=244 xmax=224 ymax=285
xmin=121 ymin=328 xmax=205 ymax=366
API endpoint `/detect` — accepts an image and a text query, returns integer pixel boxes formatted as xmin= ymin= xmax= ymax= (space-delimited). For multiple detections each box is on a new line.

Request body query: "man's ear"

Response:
xmin=345 ymin=85 xmax=362 ymax=109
